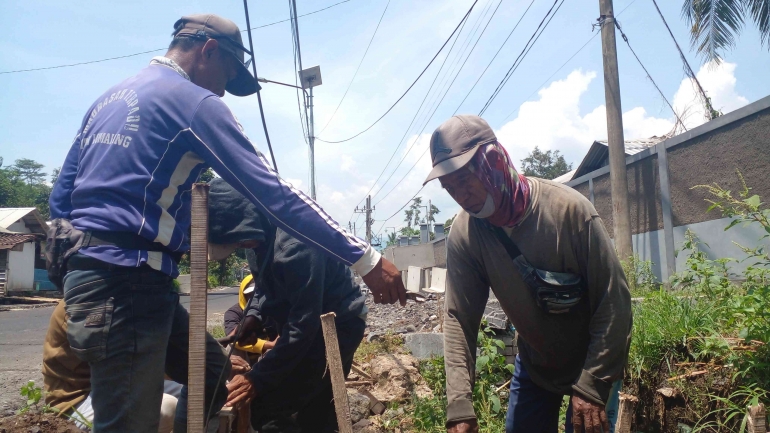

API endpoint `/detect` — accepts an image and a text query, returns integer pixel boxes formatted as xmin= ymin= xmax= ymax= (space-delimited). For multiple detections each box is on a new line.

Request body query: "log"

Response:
xmin=350 ymin=363 xmax=371 ymax=380
xmin=189 ymin=183 xmax=209 ymax=433
xmin=748 ymin=404 xmax=767 ymax=433
xmin=615 ymin=393 xmax=638 ymax=433
xmin=321 ymin=312 xmax=353 ymax=433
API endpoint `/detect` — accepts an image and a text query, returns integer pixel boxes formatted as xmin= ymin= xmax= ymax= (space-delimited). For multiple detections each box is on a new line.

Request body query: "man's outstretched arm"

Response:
xmin=187 ymin=96 xmax=405 ymax=304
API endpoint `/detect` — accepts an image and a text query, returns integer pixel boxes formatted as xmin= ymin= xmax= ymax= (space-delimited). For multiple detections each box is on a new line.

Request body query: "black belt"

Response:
xmin=81 ymin=230 xmax=184 ymax=262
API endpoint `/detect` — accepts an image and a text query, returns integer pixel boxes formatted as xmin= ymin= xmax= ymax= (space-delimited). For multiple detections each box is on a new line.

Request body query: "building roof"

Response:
xmin=0 ymin=232 xmax=37 ymax=249
xmin=552 ymin=169 xmax=577 ymax=184
xmin=570 ymin=137 xmax=664 ymax=180
xmin=0 ymin=208 xmax=48 ymax=235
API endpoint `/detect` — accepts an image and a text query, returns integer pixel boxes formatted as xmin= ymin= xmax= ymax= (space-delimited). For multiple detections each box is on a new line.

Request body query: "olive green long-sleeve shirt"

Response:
xmin=444 ymin=178 xmax=632 ymax=424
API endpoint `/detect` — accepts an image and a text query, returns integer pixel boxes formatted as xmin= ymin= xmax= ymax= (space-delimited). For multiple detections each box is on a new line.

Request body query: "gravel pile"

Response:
xmin=363 ymin=293 xmax=444 ymax=337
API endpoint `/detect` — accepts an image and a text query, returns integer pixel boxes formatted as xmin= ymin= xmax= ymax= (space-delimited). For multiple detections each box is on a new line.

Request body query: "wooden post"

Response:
xmin=615 ymin=393 xmax=638 ymax=433
xmin=598 ymin=0 xmax=633 ymax=261
xmin=748 ymin=404 xmax=767 ymax=433
xmin=189 ymin=183 xmax=209 ymax=433
xmin=320 ymin=312 xmax=353 ymax=433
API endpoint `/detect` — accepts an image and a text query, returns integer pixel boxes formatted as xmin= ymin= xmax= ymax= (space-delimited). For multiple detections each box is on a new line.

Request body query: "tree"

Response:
xmin=51 ymin=167 xmax=61 ymax=185
xmin=12 ymin=159 xmax=46 ymax=184
xmin=386 ymin=232 xmax=398 ymax=247
xmin=426 ymin=203 xmax=440 ymax=224
xmin=404 ymin=197 xmax=424 ymax=228
xmin=198 ymin=168 xmax=216 ymax=183
xmin=445 ymin=215 xmax=456 ymax=232
xmin=520 ymin=147 xmax=572 ymax=180
xmin=682 ymin=0 xmax=770 ymax=64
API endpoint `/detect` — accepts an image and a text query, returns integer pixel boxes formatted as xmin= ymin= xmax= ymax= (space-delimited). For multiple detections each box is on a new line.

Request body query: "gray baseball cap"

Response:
xmin=423 ymin=115 xmax=497 ymax=185
xmin=173 ymin=14 xmax=260 ymax=96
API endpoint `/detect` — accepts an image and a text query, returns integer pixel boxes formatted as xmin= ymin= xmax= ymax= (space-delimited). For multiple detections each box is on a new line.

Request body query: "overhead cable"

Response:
xmin=649 ymin=0 xmax=716 ymax=120
xmin=478 ymin=0 xmax=566 ymax=116
xmin=315 ymin=0 xmax=481 ymax=144
xmin=500 ymin=0 xmax=638 ymax=122
xmin=613 ymin=20 xmax=687 ymax=131
xmin=374 ymin=185 xmax=425 ymax=237
xmin=371 ymin=0 xmax=503 ymax=203
xmin=452 ymin=0 xmax=536 ymax=115
xmin=351 ymin=0 xmax=480 ymax=213
xmin=0 ymin=0 xmax=354 ymax=75
xmin=319 ymin=0 xmax=392 ymax=134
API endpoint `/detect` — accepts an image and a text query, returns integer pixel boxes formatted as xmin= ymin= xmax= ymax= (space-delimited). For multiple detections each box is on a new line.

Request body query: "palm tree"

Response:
xmin=682 ymin=0 xmax=770 ymax=63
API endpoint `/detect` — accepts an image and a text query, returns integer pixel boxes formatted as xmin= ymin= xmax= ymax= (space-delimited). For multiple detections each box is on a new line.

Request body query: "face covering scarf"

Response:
xmin=466 ymin=142 xmax=530 ymax=227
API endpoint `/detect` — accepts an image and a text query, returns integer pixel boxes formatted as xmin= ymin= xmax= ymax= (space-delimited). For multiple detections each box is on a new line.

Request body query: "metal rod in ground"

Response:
xmin=320 ymin=312 xmax=353 ymax=433
xmin=189 ymin=183 xmax=209 ymax=433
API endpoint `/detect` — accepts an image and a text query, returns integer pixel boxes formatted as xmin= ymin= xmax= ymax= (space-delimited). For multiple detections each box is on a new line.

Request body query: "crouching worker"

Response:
xmin=42 ymin=301 xmax=183 ymax=432
xmin=423 ymin=116 xmax=633 ymax=433
xmin=223 ymin=275 xmax=279 ymax=366
xmin=206 ymin=178 xmax=366 ymax=432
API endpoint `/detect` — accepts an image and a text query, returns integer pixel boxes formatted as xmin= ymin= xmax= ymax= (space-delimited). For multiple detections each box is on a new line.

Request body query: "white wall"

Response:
xmin=6 ymin=219 xmax=35 ymax=291
xmin=7 ymin=242 xmax=35 ymax=291
xmin=632 ymin=216 xmax=767 ymax=281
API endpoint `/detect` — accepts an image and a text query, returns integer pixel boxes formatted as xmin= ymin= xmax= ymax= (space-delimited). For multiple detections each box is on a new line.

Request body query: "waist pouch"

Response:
xmin=488 ymin=222 xmax=586 ymax=314
xmin=45 ymin=218 xmax=183 ymax=289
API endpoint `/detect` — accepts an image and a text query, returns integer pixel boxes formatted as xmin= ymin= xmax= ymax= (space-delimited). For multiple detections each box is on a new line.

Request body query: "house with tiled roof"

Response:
xmin=0 ymin=208 xmax=48 ymax=295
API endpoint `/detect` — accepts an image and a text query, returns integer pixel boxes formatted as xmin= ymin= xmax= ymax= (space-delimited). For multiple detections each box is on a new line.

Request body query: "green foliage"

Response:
xmin=208 ymin=324 xmax=226 ymax=339
xmin=445 ymin=215 xmax=456 ymax=232
xmin=520 ymin=146 xmax=572 ymax=180
xmin=621 ymin=255 xmax=659 ymax=295
xmin=178 ymin=251 xmax=247 ymax=287
xmin=198 ymin=167 xmax=216 ymax=183
xmin=0 ymin=158 xmax=56 ymax=219
xmin=354 ymin=332 xmax=406 ymax=364
xmin=626 ymin=172 xmax=770 ymax=430
xmin=682 ymin=0 xmax=770 ymax=65
xmin=410 ymin=322 xmax=512 ymax=432
xmin=18 ymin=381 xmax=42 ymax=414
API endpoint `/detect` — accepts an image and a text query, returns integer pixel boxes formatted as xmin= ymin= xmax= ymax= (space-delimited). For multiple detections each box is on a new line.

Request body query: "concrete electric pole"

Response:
xmin=598 ymin=0 xmax=633 ymax=260
xmin=299 ymin=66 xmax=323 ymax=200
xmin=354 ymin=195 xmax=374 ymax=244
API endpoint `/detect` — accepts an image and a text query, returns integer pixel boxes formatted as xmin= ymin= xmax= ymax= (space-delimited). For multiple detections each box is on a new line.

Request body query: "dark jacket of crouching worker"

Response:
xmin=207 ymin=178 xmax=366 ymax=433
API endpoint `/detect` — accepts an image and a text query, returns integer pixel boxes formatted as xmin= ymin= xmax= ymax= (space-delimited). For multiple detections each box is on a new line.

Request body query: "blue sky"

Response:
xmin=1 ymin=0 xmax=768 ymax=240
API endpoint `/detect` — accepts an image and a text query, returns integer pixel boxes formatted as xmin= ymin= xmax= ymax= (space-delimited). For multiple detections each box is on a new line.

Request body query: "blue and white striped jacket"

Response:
xmin=50 ymin=57 xmax=377 ymax=277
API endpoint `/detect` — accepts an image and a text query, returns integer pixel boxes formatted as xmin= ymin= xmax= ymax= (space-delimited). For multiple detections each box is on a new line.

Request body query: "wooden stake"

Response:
xmin=615 ymin=393 xmax=638 ymax=433
xmin=320 ymin=312 xmax=353 ymax=433
xmin=189 ymin=183 xmax=209 ymax=433
xmin=748 ymin=404 xmax=767 ymax=433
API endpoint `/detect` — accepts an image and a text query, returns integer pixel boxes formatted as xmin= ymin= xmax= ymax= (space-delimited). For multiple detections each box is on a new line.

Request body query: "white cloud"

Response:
xmin=495 ymin=62 xmax=748 ymax=170
xmin=284 ymin=178 xmax=304 ymax=192
xmin=672 ymin=61 xmax=749 ymax=129
xmin=340 ymin=155 xmax=355 ymax=172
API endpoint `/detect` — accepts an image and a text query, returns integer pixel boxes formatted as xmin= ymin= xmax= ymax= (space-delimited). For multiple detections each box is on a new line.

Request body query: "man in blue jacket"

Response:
xmin=50 ymin=14 xmax=405 ymax=432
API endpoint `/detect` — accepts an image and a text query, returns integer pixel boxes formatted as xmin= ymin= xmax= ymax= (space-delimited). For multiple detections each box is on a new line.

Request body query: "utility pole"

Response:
xmin=299 ymin=66 xmax=323 ymax=200
xmin=598 ymin=0 xmax=633 ymax=260
xmin=354 ymin=195 xmax=374 ymax=244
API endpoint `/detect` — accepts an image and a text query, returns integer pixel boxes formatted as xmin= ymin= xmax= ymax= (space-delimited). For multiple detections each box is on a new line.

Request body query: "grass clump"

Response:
xmin=354 ymin=332 xmax=407 ymax=364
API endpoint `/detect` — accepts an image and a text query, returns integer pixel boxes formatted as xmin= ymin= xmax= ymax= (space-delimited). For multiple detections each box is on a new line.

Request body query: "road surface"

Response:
xmin=0 ymin=287 xmax=239 ymax=416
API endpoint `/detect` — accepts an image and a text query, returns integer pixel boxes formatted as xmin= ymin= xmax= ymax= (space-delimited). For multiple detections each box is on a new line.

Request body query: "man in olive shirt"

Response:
xmin=423 ymin=115 xmax=632 ymax=433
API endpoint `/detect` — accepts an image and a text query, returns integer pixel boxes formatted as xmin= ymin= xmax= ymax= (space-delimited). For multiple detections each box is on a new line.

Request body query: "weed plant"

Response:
xmin=626 ymin=171 xmax=770 ymax=432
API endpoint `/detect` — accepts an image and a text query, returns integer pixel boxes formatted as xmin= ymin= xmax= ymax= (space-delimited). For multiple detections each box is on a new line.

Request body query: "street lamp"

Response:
xmin=256 ymin=66 xmax=323 ymax=200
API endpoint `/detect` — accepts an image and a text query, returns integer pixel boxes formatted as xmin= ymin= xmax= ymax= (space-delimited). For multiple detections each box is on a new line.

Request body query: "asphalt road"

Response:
xmin=0 ymin=287 xmax=239 ymax=415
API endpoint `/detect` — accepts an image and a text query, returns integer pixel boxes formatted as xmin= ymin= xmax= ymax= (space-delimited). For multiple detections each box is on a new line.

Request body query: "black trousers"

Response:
xmin=250 ymin=316 xmax=365 ymax=433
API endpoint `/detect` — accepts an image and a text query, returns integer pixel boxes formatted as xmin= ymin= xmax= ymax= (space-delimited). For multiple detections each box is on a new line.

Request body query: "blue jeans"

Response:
xmin=63 ymin=254 xmax=230 ymax=432
xmin=505 ymin=355 xmax=620 ymax=433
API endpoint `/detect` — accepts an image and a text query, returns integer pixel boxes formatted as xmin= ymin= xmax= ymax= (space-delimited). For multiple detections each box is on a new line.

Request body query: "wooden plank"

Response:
xmin=748 ymin=404 xmax=767 ymax=433
xmin=615 ymin=393 xmax=638 ymax=433
xmin=320 ymin=312 xmax=353 ymax=433
xmin=188 ymin=183 xmax=209 ymax=433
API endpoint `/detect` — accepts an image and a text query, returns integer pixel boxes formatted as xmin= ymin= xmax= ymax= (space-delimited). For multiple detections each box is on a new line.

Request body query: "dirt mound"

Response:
xmin=0 ymin=412 xmax=83 ymax=433
xmin=369 ymin=354 xmax=433 ymax=403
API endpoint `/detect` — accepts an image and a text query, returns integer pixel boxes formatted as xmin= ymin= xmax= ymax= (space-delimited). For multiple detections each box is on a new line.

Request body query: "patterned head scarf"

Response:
xmin=466 ymin=142 xmax=530 ymax=227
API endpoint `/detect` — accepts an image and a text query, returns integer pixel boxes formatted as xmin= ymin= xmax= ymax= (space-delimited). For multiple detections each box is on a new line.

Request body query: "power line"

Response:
xmin=452 ymin=0 xmax=536 ymax=115
xmin=500 ymin=0 xmax=638 ymax=122
xmin=358 ymin=0 xmax=482 ymax=209
xmin=315 ymin=0 xmax=480 ymax=144
xmin=374 ymin=146 xmax=430 ymax=206
xmin=0 ymin=0 xmax=354 ymax=75
xmin=648 ymin=0 xmax=716 ymax=120
xmin=478 ymin=0 xmax=566 ymax=116
xmin=371 ymin=0 xmax=502 ymax=203
xmin=374 ymin=185 xmax=425 ymax=236
xmin=344 ymin=0 xmax=477 ymax=222
xmin=613 ymin=20 xmax=687 ymax=131
xmin=319 ymin=0 xmax=391 ymax=134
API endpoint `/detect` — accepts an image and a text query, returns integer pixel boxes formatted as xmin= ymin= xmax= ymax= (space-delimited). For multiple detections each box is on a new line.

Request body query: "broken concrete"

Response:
xmin=347 ymin=389 xmax=371 ymax=424
xmin=403 ymin=332 xmax=444 ymax=360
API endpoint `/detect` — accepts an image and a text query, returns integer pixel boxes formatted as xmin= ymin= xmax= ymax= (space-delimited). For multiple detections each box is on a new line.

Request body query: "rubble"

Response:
xmin=369 ymin=354 xmax=433 ymax=403
xmin=347 ymin=389 xmax=371 ymax=424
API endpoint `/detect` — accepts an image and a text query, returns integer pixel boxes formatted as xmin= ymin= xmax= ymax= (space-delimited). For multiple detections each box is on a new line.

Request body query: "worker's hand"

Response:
xmin=225 ymin=374 xmax=257 ymax=409
xmin=263 ymin=336 xmax=279 ymax=352
xmin=446 ymin=420 xmax=479 ymax=433
xmin=230 ymin=355 xmax=251 ymax=374
xmin=571 ymin=394 xmax=610 ymax=433
xmin=236 ymin=315 xmax=263 ymax=345
xmin=363 ymin=257 xmax=407 ymax=306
